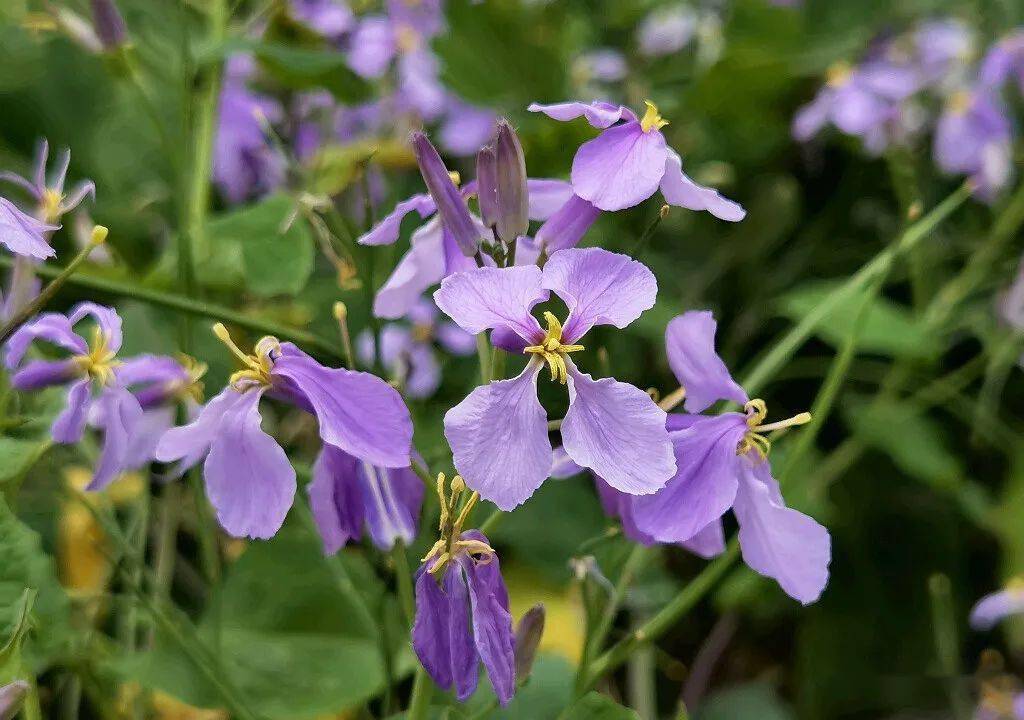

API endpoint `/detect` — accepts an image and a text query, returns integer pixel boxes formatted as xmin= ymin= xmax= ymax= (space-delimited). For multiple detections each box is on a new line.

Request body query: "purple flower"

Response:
xmin=155 ymin=324 xmax=413 ymax=539
xmin=89 ymin=0 xmax=127 ymax=50
xmin=528 ymin=100 xmax=745 ymax=219
xmin=434 ymin=247 xmax=676 ymax=511
xmin=4 ymin=303 xmax=150 ymax=491
xmin=0 ymin=199 xmax=57 ymax=261
xmin=997 ymin=256 xmax=1024 ymax=332
xmin=980 ymin=30 xmax=1024 ymax=94
xmin=0 ymin=681 xmax=29 ymax=720
xmin=213 ymin=56 xmax=285 ymax=204
xmin=307 ymin=444 xmax=423 ymax=553
xmin=934 ymin=91 xmax=1013 ymax=202
xmin=970 ymin=581 xmax=1024 ymax=631
xmin=574 ymin=49 xmax=628 ymax=83
xmin=414 ymin=526 xmax=515 ymax=705
xmin=637 ymin=5 xmax=697 ymax=58
xmin=625 ymin=311 xmax=831 ymax=604
xmin=289 ymin=0 xmax=354 ymax=40
xmin=913 ymin=18 xmax=974 ymax=87
xmin=438 ymin=99 xmax=498 ymax=156
xmin=357 ymin=298 xmax=476 ymax=398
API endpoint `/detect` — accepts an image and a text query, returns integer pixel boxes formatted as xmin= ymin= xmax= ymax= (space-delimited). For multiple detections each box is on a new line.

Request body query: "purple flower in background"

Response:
xmin=997 ymin=256 xmax=1024 ymax=332
xmin=529 ymin=100 xmax=745 ymax=219
xmin=637 ymin=5 xmax=697 ymax=58
xmin=913 ymin=18 xmax=974 ymax=87
xmin=89 ymin=0 xmax=127 ymax=50
xmin=435 ymin=248 xmax=676 ymax=510
xmin=156 ymin=324 xmax=413 ymax=539
xmin=980 ymin=30 xmax=1024 ymax=94
xmin=214 ymin=56 xmax=285 ymax=204
xmin=970 ymin=581 xmax=1024 ymax=630
xmin=0 ymin=200 xmax=57 ymax=261
xmin=574 ymin=49 xmax=628 ymax=83
xmin=414 ymin=528 xmax=515 ymax=705
xmin=439 ymin=99 xmax=498 ymax=156
xmin=307 ymin=444 xmax=423 ymax=553
xmin=357 ymin=298 xmax=476 ymax=398
xmin=627 ymin=311 xmax=831 ymax=604
xmin=975 ymin=687 xmax=1024 ymax=720
xmin=289 ymin=0 xmax=354 ymax=40
xmin=4 ymin=303 xmax=149 ymax=491
xmin=934 ymin=91 xmax=1013 ymax=201
xmin=0 ymin=681 xmax=29 ymax=720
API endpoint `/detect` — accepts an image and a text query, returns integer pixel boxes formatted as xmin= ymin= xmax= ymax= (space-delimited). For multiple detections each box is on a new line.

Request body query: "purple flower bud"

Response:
xmin=476 ymin=144 xmax=499 ymax=230
xmin=493 ymin=120 xmax=529 ymax=244
xmin=513 ymin=603 xmax=545 ymax=683
xmin=411 ymin=132 xmax=480 ymax=257
xmin=89 ymin=0 xmax=127 ymax=50
xmin=0 ymin=681 xmax=29 ymax=720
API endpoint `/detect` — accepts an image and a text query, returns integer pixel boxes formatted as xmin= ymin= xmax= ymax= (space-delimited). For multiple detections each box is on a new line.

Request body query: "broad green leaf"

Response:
xmin=460 ymin=654 xmax=575 ymax=720
xmin=696 ymin=681 xmax=794 ymax=720
xmin=560 ymin=692 xmax=641 ymax=720
xmin=0 ymin=439 xmax=50 ymax=487
xmin=206 ymin=195 xmax=315 ymax=297
xmin=777 ymin=281 xmax=940 ymax=359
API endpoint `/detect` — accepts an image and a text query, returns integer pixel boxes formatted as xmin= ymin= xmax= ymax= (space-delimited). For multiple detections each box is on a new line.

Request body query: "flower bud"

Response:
xmin=493 ymin=120 xmax=529 ymax=244
xmin=514 ymin=604 xmax=545 ymax=683
xmin=476 ymin=145 xmax=499 ymax=230
xmin=89 ymin=0 xmax=127 ymax=50
xmin=0 ymin=681 xmax=30 ymax=720
xmin=411 ymin=132 xmax=480 ymax=257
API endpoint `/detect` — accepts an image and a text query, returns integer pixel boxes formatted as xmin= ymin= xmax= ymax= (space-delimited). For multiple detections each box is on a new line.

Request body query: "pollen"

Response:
xmin=523 ymin=311 xmax=584 ymax=384
xmin=422 ymin=472 xmax=490 ymax=576
xmin=212 ymin=323 xmax=279 ymax=389
xmin=737 ymin=398 xmax=812 ymax=458
xmin=72 ymin=325 xmax=121 ymax=386
xmin=640 ymin=100 xmax=670 ymax=133
xmin=825 ymin=61 xmax=853 ymax=88
xmin=41 ymin=188 xmax=64 ymax=223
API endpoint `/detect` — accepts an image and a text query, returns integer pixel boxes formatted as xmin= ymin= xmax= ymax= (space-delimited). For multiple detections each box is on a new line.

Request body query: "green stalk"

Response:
xmin=928 ymin=574 xmax=971 ymax=720
xmin=406 ymin=666 xmax=434 ymax=720
xmin=579 ymin=544 xmax=650 ymax=680
xmin=475 ymin=334 xmax=492 ymax=384
xmin=392 ymin=540 xmax=416 ymax=627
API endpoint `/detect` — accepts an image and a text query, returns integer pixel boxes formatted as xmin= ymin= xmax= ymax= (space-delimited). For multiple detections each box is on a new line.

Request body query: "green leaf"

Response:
xmin=0 ymin=439 xmax=49 ymax=487
xmin=776 ymin=281 xmax=940 ymax=359
xmin=560 ymin=693 xmax=641 ymax=720
xmin=696 ymin=681 xmax=794 ymax=720
xmin=206 ymin=195 xmax=315 ymax=297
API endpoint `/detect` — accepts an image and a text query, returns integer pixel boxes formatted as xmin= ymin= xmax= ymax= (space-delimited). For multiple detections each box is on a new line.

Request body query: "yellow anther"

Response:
xmin=41 ymin=188 xmax=63 ymax=223
xmin=448 ymin=170 xmax=461 ymax=187
xmin=428 ymin=552 xmax=450 ymax=575
xmin=744 ymin=398 xmax=768 ymax=427
xmin=89 ymin=225 xmax=108 ymax=245
xmin=450 ymin=474 xmax=466 ymax=495
xmin=640 ymin=100 xmax=669 ymax=133
xmin=825 ymin=61 xmax=853 ymax=87
xmin=174 ymin=354 xmax=208 ymax=403
xmin=212 ymin=323 xmax=277 ymax=389
xmin=396 ymin=24 xmax=419 ymax=53
xmin=523 ymin=311 xmax=584 ymax=385
xmin=739 ymin=399 xmax=811 ymax=458
xmin=72 ymin=324 xmax=120 ymax=386
xmin=949 ymin=90 xmax=972 ymax=114
xmin=332 ymin=301 xmax=347 ymax=321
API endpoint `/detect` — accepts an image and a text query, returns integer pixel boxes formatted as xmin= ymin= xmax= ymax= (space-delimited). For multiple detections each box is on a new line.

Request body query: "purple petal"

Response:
xmin=562 ymin=361 xmax=675 ymax=496
xmin=405 ymin=343 xmax=441 ymax=398
xmin=436 ymin=321 xmax=478 ymax=356
xmin=444 ymin=361 xmax=551 ymax=510
xmin=357 ymin=193 xmax=436 ymax=246
xmin=550 ymin=446 xmax=584 ymax=479
xmin=271 ymin=344 xmax=413 ymax=468
xmin=571 ymin=122 xmax=668 ymax=211
xmin=308 ymin=444 xmax=364 ymax=555
xmin=121 ymin=406 xmax=176 ymax=471
xmin=68 ymin=302 xmax=122 ymax=354
xmin=446 ymin=563 xmax=481 ymax=701
xmin=433 ymin=265 xmax=547 ymax=343
xmin=527 ymin=100 xmax=636 ymax=129
xmin=682 ymin=519 xmax=726 ymax=559
xmin=347 ymin=16 xmax=396 ymax=78
xmin=792 ymin=93 xmax=832 ymax=141
xmin=542 ymin=247 xmax=657 ymax=343
xmin=5 ymin=313 xmax=86 ymax=369
xmin=374 ymin=217 xmax=447 ymax=319
xmin=490 ymin=325 xmax=530 ymax=354
xmin=87 ymin=386 xmax=145 ymax=491
xmin=155 ymin=385 xmax=243 ymax=465
xmin=665 ymin=311 xmax=749 ymax=413
xmin=360 ymin=462 xmax=424 ymax=550
xmin=204 ymin=388 xmax=296 ymax=539
xmin=399 ymin=50 xmax=447 ymax=121
xmin=659 ymin=150 xmax=746 ymax=222
xmin=632 ymin=414 xmax=747 ymax=543
xmin=439 ymin=101 xmax=497 ymax=156
xmin=533 ymin=194 xmax=602 ymax=253
xmin=10 ymin=359 xmax=79 ymax=390
xmin=115 ymin=354 xmax=187 ymax=388
xmin=0 ymin=172 xmax=41 ymax=199
xmin=526 ymin=179 xmax=574 ymax=220
xmin=0 ymin=198 xmax=57 ymax=259
xmin=460 ymin=547 xmax=515 ymax=706
xmin=969 ymin=587 xmax=1024 ymax=631
xmin=413 ymin=564 xmax=478 ymax=697
xmin=51 ymin=379 xmax=92 ymax=443
xmin=733 ymin=455 xmax=831 ymax=604
xmin=60 ymin=181 xmax=96 ymax=215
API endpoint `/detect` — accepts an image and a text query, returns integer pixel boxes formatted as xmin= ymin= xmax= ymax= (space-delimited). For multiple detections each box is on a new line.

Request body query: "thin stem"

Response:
xmin=392 ymin=540 xmax=416 ymax=627
xmin=928 ymin=574 xmax=971 ymax=720
xmin=478 ymin=508 xmax=502 ymax=536
xmin=406 ymin=667 xmax=434 ymax=720
xmin=583 ymin=545 xmax=650 ymax=673
xmin=475 ymin=334 xmax=492 ymax=384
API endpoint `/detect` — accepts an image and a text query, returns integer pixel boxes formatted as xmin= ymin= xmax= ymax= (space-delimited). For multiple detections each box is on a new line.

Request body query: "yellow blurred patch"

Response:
xmin=504 ymin=568 xmax=585 ymax=665
xmin=119 ymin=683 xmax=227 ymax=720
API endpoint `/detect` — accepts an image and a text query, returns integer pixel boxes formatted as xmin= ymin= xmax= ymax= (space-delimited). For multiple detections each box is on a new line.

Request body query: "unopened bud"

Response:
xmin=450 ymin=475 xmax=465 ymax=494
xmin=411 ymin=132 xmax=481 ymax=257
xmin=332 ymin=301 xmax=348 ymax=321
xmin=89 ymin=0 xmax=127 ymax=50
xmin=514 ymin=604 xmax=545 ymax=683
xmin=493 ymin=120 xmax=529 ymax=244
xmin=0 ymin=681 xmax=30 ymax=720
xmin=89 ymin=225 xmax=108 ymax=245
xmin=476 ymin=145 xmax=499 ymax=229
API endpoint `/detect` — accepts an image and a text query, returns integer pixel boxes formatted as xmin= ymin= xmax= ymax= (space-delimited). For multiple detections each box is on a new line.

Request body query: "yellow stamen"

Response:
xmin=448 ymin=170 xmax=461 ymax=187
xmin=396 ymin=24 xmax=419 ymax=53
xmin=639 ymin=100 xmax=669 ymax=133
xmin=949 ymin=90 xmax=972 ymax=115
xmin=72 ymin=325 xmax=121 ymax=385
xmin=41 ymin=188 xmax=64 ymax=223
xmin=738 ymin=399 xmax=811 ymax=458
xmin=523 ymin=311 xmax=585 ymax=385
xmin=825 ymin=61 xmax=853 ymax=87
xmin=90 ymin=225 xmax=108 ymax=245
xmin=211 ymin=323 xmax=278 ymax=389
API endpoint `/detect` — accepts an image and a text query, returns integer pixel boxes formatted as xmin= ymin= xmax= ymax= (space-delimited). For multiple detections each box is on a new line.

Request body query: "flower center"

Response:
xmin=40 ymin=188 xmax=63 ymax=223
xmin=72 ymin=325 xmax=120 ymax=386
xmin=411 ymin=322 xmax=433 ymax=344
xmin=396 ymin=24 xmax=420 ymax=53
xmin=212 ymin=323 xmax=279 ymax=390
xmin=640 ymin=100 xmax=669 ymax=133
xmin=523 ymin=311 xmax=585 ymax=384
xmin=170 ymin=354 xmax=208 ymax=403
xmin=825 ymin=61 xmax=853 ymax=88
xmin=949 ymin=90 xmax=972 ymax=115
xmin=736 ymin=398 xmax=812 ymax=458
xmin=421 ymin=473 xmax=492 ymax=575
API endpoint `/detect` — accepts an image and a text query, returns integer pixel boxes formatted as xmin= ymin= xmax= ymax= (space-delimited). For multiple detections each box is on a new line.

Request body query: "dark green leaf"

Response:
xmin=560 ymin=692 xmax=640 ymax=720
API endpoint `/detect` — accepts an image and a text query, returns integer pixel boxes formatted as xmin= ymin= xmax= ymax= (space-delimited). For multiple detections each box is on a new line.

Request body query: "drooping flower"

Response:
xmin=413 ymin=474 xmax=515 ymax=705
xmin=435 ymin=247 xmax=676 ymax=511
xmin=155 ymin=324 xmax=413 ymax=539
xmin=4 ymin=303 xmax=148 ymax=491
xmin=307 ymin=444 xmax=423 ymax=553
xmin=979 ymin=30 xmax=1024 ymax=95
xmin=934 ymin=90 xmax=1013 ymax=201
xmin=357 ymin=297 xmax=476 ymax=398
xmin=970 ymin=580 xmax=1024 ymax=631
xmin=626 ymin=311 xmax=831 ymax=604
xmin=528 ymin=100 xmax=745 ymax=219
xmin=636 ymin=5 xmax=697 ymax=58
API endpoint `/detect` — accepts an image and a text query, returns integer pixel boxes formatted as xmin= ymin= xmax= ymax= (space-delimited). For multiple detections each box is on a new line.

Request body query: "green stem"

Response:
xmin=476 ymin=334 xmax=492 ymax=384
xmin=392 ymin=540 xmax=416 ymax=627
xmin=928 ymin=574 xmax=971 ymax=720
xmin=406 ymin=667 xmax=434 ymax=720
xmin=582 ymin=545 xmax=649 ymax=675
xmin=478 ymin=508 xmax=502 ymax=536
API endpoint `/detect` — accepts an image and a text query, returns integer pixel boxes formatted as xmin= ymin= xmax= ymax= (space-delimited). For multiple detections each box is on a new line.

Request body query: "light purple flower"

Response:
xmin=637 ymin=5 xmax=697 ymax=58
xmin=413 ymin=529 xmax=515 ymax=705
xmin=4 ymin=303 xmax=153 ymax=491
xmin=434 ymin=248 xmax=676 ymax=511
xmin=980 ymin=30 xmax=1024 ymax=94
xmin=439 ymin=99 xmax=499 ymax=157
xmin=998 ymin=256 xmax=1024 ymax=332
xmin=529 ymin=99 xmax=745 ymax=219
xmin=156 ymin=326 xmax=412 ymax=539
xmin=626 ymin=311 xmax=831 ymax=604
xmin=90 ymin=0 xmax=127 ymax=50
xmin=934 ymin=91 xmax=1013 ymax=202
xmin=289 ymin=0 xmax=353 ymax=40
xmin=913 ymin=18 xmax=974 ymax=87
xmin=213 ymin=56 xmax=285 ymax=204
xmin=0 ymin=138 xmax=96 ymax=225
xmin=0 ymin=199 xmax=57 ymax=261
xmin=0 ymin=681 xmax=29 ymax=720
xmin=307 ymin=444 xmax=423 ymax=553
xmin=970 ymin=582 xmax=1024 ymax=631
xmin=574 ymin=49 xmax=628 ymax=83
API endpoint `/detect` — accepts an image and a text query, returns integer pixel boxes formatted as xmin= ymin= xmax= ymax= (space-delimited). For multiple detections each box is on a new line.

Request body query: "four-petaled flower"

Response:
xmin=435 ymin=247 xmax=677 ymax=511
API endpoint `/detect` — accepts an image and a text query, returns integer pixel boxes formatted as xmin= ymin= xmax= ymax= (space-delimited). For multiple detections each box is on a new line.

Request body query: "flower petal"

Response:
xmin=357 ymin=193 xmax=436 ymax=246
xmin=373 ymin=217 xmax=447 ymax=319
xmin=68 ymin=302 xmax=123 ymax=354
xmin=308 ymin=444 xmax=364 ymax=555
xmin=533 ymin=194 xmax=602 ymax=253
xmin=681 ymin=519 xmax=726 ymax=559
xmin=550 ymin=446 xmax=584 ymax=479
xmin=434 ymin=265 xmax=547 ymax=343
xmin=562 ymin=362 xmax=675 ymax=496
xmin=51 ymin=378 xmax=92 ymax=444
xmin=405 ymin=343 xmax=441 ymax=398
xmin=444 ymin=361 xmax=551 ymax=510
xmin=5 ymin=313 xmax=87 ymax=369
xmin=460 ymin=543 xmax=515 ymax=706
xmin=271 ymin=344 xmax=413 ymax=468
xmin=571 ymin=121 xmax=667 ymax=211
xmin=359 ymin=461 xmax=424 ymax=550
xmin=665 ymin=311 xmax=749 ymax=413
xmin=542 ymin=247 xmax=657 ymax=343
xmin=0 ymin=198 xmax=56 ymax=259
xmin=632 ymin=414 xmax=747 ymax=543
xmin=526 ymin=179 xmax=574 ymax=220
xmin=155 ymin=386 xmax=240 ymax=465
xmin=527 ymin=100 xmax=636 ymax=129
xmin=969 ymin=588 xmax=1024 ymax=631
xmin=733 ymin=455 xmax=831 ymax=605
xmin=659 ymin=150 xmax=746 ymax=222
xmin=436 ymin=321 xmax=478 ymax=356
xmin=204 ymin=388 xmax=296 ymax=539
xmin=87 ymin=386 xmax=145 ymax=491
xmin=347 ymin=16 xmax=396 ymax=78
xmin=11 ymin=359 xmax=79 ymax=390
